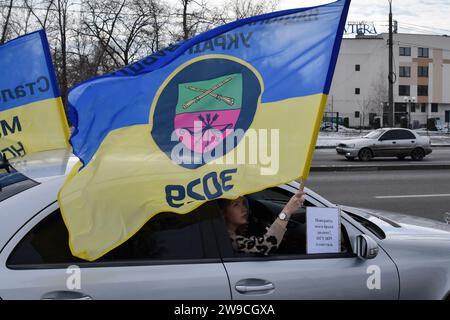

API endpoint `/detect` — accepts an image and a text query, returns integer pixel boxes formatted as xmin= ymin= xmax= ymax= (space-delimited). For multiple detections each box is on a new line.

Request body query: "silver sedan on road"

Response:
xmin=0 ymin=149 xmax=449 ymax=299
xmin=336 ymin=128 xmax=432 ymax=161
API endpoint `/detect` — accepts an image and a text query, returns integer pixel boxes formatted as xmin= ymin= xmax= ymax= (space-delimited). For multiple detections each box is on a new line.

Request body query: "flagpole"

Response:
xmin=299 ymin=178 xmax=305 ymax=191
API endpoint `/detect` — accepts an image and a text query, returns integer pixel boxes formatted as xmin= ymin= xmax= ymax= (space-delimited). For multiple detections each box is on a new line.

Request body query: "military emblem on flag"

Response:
xmin=151 ymin=56 xmax=262 ymax=169
xmin=175 ymin=73 xmax=241 ymax=153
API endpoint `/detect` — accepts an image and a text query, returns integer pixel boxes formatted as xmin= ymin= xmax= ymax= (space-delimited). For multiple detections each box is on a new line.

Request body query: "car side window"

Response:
xmin=397 ymin=130 xmax=416 ymax=140
xmin=224 ymin=187 xmax=352 ymax=257
xmin=379 ymin=130 xmax=399 ymax=140
xmin=7 ymin=201 xmax=221 ymax=268
xmin=0 ymin=169 xmax=39 ymax=202
xmin=380 ymin=130 xmax=396 ymax=140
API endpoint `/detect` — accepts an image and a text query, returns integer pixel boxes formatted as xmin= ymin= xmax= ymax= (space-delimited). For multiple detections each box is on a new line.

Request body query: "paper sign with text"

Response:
xmin=306 ymin=207 xmax=341 ymax=254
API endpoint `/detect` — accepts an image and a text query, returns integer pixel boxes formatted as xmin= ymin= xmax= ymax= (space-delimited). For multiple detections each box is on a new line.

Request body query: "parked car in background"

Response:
xmin=1 ymin=149 xmax=449 ymax=299
xmin=336 ymin=128 xmax=432 ymax=161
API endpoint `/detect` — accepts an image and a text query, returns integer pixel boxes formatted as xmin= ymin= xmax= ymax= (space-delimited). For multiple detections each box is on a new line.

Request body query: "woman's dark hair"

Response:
xmin=217 ymin=197 xmax=249 ymax=236
xmin=217 ymin=198 xmax=232 ymax=211
xmin=217 ymin=197 xmax=249 ymax=212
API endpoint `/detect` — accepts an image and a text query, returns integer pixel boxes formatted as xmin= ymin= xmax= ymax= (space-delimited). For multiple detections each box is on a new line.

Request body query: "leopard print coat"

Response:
xmin=229 ymin=220 xmax=287 ymax=255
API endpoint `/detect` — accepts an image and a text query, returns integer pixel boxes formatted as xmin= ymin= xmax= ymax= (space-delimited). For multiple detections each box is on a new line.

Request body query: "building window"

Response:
xmin=355 ymin=111 xmax=360 ymax=118
xmin=399 ymin=66 xmax=411 ymax=77
xmin=417 ymin=85 xmax=428 ymax=96
xmin=399 ymin=85 xmax=410 ymax=96
xmin=431 ymin=103 xmax=438 ymax=112
xmin=355 ymin=88 xmax=360 ymax=95
xmin=355 ymin=64 xmax=360 ymax=71
xmin=399 ymin=47 xmax=411 ymax=56
xmin=418 ymin=47 xmax=429 ymax=58
xmin=410 ymin=103 xmax=416 ymax=112
xmin=421 ymin=103 xmax=426 ymax=112
xmin=395 ymin=103 xmax=407 ymax=112
xmin=418 ymin=66 xmax=429 ymax=77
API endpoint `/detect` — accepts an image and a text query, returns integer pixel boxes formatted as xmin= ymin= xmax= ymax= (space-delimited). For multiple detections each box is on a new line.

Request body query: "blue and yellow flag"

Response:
xmin=60 ymin=0 xmax=350 ymax=261
xmin=0 ymin=30 xmax=70 ymax=158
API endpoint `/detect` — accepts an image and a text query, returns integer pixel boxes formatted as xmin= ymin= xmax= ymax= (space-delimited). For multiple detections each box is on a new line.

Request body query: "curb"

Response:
xmin=311 ymin=164 xmax=450 ymax=172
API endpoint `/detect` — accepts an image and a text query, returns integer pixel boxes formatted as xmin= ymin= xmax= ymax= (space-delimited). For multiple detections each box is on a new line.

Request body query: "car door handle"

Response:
xmin=411 ymin=141 xmax=415 ymax=143
xmin=392 ymin=141 xmax=396 ymax=144
xmin=41 ymin=291 xmax=93 ymax=300
xmin=235 ymin=280 xmax=275 ymax=293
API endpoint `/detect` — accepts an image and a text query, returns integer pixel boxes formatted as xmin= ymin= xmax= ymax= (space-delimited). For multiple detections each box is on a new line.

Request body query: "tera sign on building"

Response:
xmin=344 ymin=21 xmax=378 ymax=35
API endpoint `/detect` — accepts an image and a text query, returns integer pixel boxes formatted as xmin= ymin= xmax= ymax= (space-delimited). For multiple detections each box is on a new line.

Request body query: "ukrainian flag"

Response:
xmin=60 ymin=0 xmax=350 ymax=261
xmin=0 ymin=30 xmax=69 ymax=158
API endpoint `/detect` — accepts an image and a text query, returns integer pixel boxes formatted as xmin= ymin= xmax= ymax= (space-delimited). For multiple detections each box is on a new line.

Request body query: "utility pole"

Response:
xmin=388 ymin=0 xmax=395 ymax=127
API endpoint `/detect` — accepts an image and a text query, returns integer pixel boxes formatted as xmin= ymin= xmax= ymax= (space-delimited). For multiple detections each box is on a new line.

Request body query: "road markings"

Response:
xmin=375 ymin=194 xmax=450 ymax=199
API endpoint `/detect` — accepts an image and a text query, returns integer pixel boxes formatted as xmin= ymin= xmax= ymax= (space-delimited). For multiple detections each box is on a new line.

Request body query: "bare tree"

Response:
xmin=80 ymin=0 xmax=168 ymax=72
xmin=1 ymin=0 xmax=14 ymax=44
xmin=147 ymin=0 xmax=169 ymax=52
xmin=177 ymin=0 xmax=208 ymax=40
xmin=369 ymin=71 xmax=388 ymax=126
xmin=224 ymin=0 xmax=279 ymax=21
xmin=24 ymin=0 xmax=55 ymax=30
xmin=81 ymin=0 xmax=127 ymax=72
xmin=181 ymin=0 xmax=191 ymax=40
xmin=1 ymin=0 xmax=281 ymax=100
xmin=170 ymin=0 xmax=279 ymax=42
xmin=170 ymin=0 xmax=223 ymax=41
xmin=373 ymin=76 xmax=388 ymax=110
xmin=55 ymin=0 xmax=70 ymax=105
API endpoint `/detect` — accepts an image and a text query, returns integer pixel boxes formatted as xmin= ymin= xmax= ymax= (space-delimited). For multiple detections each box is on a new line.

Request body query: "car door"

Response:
xmin=215 ymin=186 xmax=399 ymax=300
xmin=396 ymin=129 xmax=417 ymax=155
xmin=0 ymin=201 xmax=230 ymax=300
xmin=377 ymin=129 xmax=402 ymax=157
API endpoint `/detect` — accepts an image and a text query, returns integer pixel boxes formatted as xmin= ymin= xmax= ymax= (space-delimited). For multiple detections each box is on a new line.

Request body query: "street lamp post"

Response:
xmin=380 ymin=102 xmax=384 ymax=128
xmin=388 ymin=0 xmax=395 ymax=127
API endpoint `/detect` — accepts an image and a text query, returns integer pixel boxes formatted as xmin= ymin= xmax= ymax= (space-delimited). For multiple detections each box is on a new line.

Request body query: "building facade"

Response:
xmin=328 ymin=33 xmax=450 ymax=129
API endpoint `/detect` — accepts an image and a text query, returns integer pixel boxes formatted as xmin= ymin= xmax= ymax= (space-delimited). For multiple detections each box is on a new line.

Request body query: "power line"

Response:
xmin=395 ymin=40 xmax=450 ymax=54
xmin=398 ymin=21 xmax=450 ymax=35
xmin=377 ymin=23 xmax=448 ymax=36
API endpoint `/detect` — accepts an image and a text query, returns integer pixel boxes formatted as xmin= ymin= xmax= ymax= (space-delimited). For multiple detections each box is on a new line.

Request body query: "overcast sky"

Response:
xmin=278 ymin=0 xmax=450 ymax=35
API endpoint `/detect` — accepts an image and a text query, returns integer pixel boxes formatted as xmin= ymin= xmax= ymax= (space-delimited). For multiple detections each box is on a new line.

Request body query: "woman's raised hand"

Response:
xmin=283 ymin=190 xmax=305 ymax=216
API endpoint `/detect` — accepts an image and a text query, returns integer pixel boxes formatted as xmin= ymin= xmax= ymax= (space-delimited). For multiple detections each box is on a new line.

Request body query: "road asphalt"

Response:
xmin=311 ymin=146 xmax=450 ymax=172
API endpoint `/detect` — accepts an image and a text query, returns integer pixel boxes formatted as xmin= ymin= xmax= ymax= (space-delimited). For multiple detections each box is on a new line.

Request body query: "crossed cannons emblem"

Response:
xmin=182 ymin=76 xmax=235 ymax=109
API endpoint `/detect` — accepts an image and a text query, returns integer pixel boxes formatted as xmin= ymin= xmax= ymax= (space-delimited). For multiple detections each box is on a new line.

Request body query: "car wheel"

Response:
xmin=358 ymin=148 xmax=373 ymax=162
xmin=411 ymin=148 xmax=425 ymax=161
xmin=345 ymin=156 xmax=355 ymax=160
xmin=397 ymin=155 xmax=406 ymax=160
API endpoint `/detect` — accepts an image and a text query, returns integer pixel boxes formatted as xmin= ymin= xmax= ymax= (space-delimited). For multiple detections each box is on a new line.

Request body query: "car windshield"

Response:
xmin=0 ymin=165 xmax=39 ymax=202
xmin=363 ymin=129 xmax=386 ymax=139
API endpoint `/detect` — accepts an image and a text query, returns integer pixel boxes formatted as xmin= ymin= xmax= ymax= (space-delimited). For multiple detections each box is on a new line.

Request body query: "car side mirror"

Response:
xmin=355 ymin=234 xmax=379 ymax=260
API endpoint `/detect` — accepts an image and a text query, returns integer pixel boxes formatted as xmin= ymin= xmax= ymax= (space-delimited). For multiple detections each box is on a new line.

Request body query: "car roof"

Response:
xmin=384 ymin=128 xmax=414 ymax=131
xmin=9 ymin=148 xmax=78 ymax=183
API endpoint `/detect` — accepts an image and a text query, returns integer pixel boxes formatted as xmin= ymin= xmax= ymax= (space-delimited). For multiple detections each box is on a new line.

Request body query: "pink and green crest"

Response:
xmin=174 ymin=73 xmax=242 ymax=153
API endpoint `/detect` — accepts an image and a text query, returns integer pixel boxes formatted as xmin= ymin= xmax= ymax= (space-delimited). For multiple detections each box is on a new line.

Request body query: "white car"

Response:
xmin=0 ymin=149 xmax=450 ymax=299
xmin=336 ymin=128 xmax=432 ymax=161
